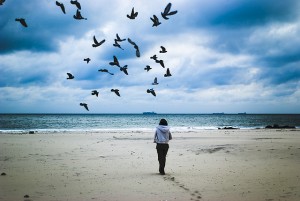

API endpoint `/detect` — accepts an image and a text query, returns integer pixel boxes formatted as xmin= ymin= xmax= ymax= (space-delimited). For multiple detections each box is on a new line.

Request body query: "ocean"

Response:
xmin=0 ymin=114 xmax=300 ymax=134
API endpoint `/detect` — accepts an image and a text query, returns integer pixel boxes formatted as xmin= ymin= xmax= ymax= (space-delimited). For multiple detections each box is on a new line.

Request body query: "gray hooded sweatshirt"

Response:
xmin=154 ymin=125 xmax=172 ymax=144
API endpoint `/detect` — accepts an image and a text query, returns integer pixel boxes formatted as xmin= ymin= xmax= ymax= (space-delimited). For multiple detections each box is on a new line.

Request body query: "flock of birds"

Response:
xmin=4 ymin=0 xmax=178 ymax=111
xmin=12 ymin=0 xmax=87 ymax=28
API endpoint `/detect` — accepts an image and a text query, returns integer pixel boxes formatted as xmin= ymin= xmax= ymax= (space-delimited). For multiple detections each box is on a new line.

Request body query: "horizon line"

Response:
xmin=1 ymin=113 xmax=300 ymax=115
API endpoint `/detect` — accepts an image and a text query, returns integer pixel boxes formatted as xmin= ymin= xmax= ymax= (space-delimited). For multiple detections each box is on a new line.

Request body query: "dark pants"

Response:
xmin=156 ymin=143 xmax=169 ymax=174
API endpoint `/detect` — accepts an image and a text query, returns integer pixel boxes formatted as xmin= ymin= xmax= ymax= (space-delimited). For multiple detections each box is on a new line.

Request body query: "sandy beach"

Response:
xmin=0 ymin=129 xmax=300 ymax=201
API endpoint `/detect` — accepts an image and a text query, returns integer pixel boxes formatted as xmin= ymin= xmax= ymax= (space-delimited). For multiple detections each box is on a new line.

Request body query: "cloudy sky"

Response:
xmin=0 ymin=0 xmax=300 ymax=114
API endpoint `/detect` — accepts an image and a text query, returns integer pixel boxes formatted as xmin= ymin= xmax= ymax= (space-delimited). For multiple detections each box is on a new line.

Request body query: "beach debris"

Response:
xmin=1 ymin=172 xmax=6 ymax=176
xmin=218 ymin=126 xmax=239 ymax=130
xmin=24 ymin=195 xmax=30 ymax=198
xmin=29 ymin=131 xmax=35 ymax=134
xmin=265 ymin=124 xmax=296 ymax=129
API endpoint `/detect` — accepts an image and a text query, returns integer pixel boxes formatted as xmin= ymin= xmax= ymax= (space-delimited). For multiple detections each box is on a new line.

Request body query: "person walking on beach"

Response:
xmin=154 ymin=119 xmax=172 ymax=175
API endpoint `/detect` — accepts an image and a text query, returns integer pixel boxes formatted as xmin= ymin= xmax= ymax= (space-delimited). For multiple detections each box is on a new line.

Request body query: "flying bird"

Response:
xmin=15 ymin=18 xmax=27 ymax=27
xmin=70 ymin=0 xmax=81 ymax=10
xmin=55 ymin=1 xmax=66 ymax=14
xmin=111 ymin=89 xmax=120 ymax=97
xmin=147 ymin=89 xmax=156 ymax=97
xmin=66 ymin=73 xmax=74 ymax=79
xmin=127 ymin=7 xmax=138 ymax=19
xmin=92 ymin=36 xmax=105 ymax=47
xmin=150 ymin=15 xmax=161 ymax=27
xmin=152 ymin=77 xmax=159 ymax=85
xmin=150 ymin=54 xmax=157 ymax=61
xmin=144 ymin=65 xmax=152 ymax=72
xmin=80 ymin=103 xmax=89 ymax=111
xmin=120 ymin=65 xmax=128 ymax=75
xmin=128 ymin=38 xmax=140 ymax=57
xmin=159 ymin=46 xmax=167 ymax=53
xmin=98 ymin=69 xmax=114 ymax=75
xmin=115 ymin=33 xmax=126 ymax=42
xmin=161 ymin=3 xmax=178 ymax=20
xmin=83 ymin=58 xmax=91 ymax=63
xmin=113 ymin=41 xmax=124 ymax=50
xmin=91 ymin=90 xmax=99 ymax=97
xmin=109 ymin=56 xmax=120 ymax=67
xmin=73 ymin=9 xmax=87 ymax=20
xmin=156 ymin=59 xmax=165 ymax=68
xmin=164 ymin=68 xmax=172 ymax=77
xmin=0 ymin=0 xmax=5 ymax=5
xmin=135 ymin=49 xmax=140 ymax=58
xmin=128 ymin=38 xmax=138 ymax=48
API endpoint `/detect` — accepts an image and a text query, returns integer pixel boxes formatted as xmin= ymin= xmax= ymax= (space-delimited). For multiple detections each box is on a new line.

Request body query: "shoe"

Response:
xmin=159 ymin=168 xmax=165 ymax=175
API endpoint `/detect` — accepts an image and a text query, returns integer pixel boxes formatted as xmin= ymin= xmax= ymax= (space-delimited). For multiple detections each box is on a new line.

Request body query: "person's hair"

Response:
xmin=159 ymin=118 xmax=168 ymax=126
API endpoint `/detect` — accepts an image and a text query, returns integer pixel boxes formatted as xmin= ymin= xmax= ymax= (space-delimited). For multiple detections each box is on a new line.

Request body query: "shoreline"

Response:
xmin=1 ymin=129 xmax=300 ymax=201
xmin=1 ymin=127 xmax=299 ymax=135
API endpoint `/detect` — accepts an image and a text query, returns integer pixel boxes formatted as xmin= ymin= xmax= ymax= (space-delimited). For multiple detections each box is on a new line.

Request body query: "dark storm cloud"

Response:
xmin=182 ymin=0 xmax=300 ymax=89
xmin=0 ymin=0 xmax=95 ymax=53
xmin=186 ymin=0 xmax=300 ymax=28
xmin=0 ymin=66 xmax=50 ymax=87
xmin=1 ymin=0 xmax=299 ymax=113
xmin=171 ymin=66 xmax=252 ymax=90
xmin=210 ymin=0 xmax=299 ymax=27
xmin=260 ymin=51 xmax=300 ymax=68
xmin=184 ymin=0 xmax=300 ymax=53
xmin=258 ymin=64 xmax=300 ymax=85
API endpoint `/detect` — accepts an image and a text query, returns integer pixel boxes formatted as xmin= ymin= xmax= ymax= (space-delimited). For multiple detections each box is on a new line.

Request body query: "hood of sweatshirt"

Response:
xmin=156 ymin=125 xmax=170 ymax=133
xmin=155 ymin=125 xmax=171 ymax=143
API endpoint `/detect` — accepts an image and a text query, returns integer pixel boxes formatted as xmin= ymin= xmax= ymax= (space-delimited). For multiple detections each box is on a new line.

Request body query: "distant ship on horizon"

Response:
xmin=212 ymin=112 xmax=247 ymax=115
xmin=142 ymin=111 xmax=157 ymax=115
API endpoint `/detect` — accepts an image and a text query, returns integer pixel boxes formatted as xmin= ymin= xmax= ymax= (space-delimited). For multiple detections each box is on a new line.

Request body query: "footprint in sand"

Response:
xmin=163 ymin=175 xmax=202 ymax=200
xmin=190 ymin=190 xmax=202 ymax=200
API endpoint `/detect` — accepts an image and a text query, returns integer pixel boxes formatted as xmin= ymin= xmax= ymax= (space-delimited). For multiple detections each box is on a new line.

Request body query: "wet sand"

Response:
xmin=0 ymin=129 xmax=300 ymax=201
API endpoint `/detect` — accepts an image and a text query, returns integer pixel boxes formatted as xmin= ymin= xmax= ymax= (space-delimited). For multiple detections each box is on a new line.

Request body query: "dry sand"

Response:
xmin=0 ymin=129 xmax=300 ymax=201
